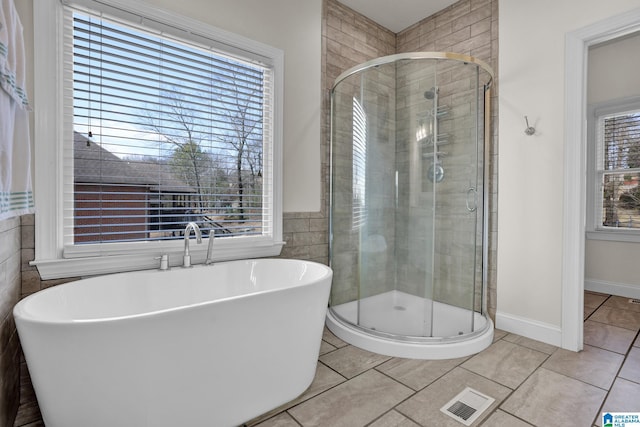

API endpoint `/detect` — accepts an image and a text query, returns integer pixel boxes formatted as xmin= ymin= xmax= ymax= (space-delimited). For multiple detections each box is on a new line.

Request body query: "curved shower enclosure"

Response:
xmin=327 ymin=52 xmax=494 ymax=359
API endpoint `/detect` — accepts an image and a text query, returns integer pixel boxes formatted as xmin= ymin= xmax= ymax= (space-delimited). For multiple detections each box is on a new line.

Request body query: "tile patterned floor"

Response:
xmin=14 ymin=291 xmax=640 ymax=427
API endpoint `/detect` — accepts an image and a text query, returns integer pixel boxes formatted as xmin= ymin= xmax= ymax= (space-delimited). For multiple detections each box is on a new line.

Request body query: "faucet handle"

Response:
xmin=155 ymin=254 xmax=169 ymax=271
xmin=183 ymin=253 xmax=192 ymax=268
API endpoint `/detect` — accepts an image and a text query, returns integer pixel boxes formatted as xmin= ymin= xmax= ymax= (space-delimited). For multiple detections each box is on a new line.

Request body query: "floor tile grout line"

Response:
xmin=363 ymin=408 xmax=405 ymax=426
xmin=599 ymin=299 xmax=640 ymax=316
xmin=477 ymin=408 xmax=534 ymax=427
xmin=615 ymin=338 xmax=640 ymax=387
xmin=283 ymin=409 xmax=305 ymax=427
xmin=314 ymin=358 xmax=351 ymax=384
xmin=585 ymin=317 xmax=640 ymax=332
xmin=594 ymin=385 xmax=611 ymax=427
xmin=372 ymin=366 xmax=422 ymax=392
xmin=372 ymin=355 xmax=468 ymax=393
xmin=319 ymin=348 xmax=393 ymax=381
xmin=391 ymin=406 xmax=426 ymax=427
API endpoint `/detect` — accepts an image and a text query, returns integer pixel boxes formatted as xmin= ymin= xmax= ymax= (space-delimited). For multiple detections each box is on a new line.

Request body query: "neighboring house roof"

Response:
xmin=74 ymin=132 xmax=195 ymax=193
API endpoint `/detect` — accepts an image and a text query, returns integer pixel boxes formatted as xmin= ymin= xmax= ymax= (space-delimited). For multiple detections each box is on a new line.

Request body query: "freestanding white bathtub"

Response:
xmin=14 ymin=258 xmax=332 ymax=427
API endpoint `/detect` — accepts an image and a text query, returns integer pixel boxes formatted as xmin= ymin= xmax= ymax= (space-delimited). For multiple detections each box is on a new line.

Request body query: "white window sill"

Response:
xmin=586 ymin=230 xmax=640 ymax=243
xmin=32 ymin=239 xmax=285 ymax=280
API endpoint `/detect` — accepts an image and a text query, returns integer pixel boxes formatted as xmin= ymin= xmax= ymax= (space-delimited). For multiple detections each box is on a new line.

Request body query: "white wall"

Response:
xmin=497 ymin=0 xmax=640 ymax=343
xmin=585 ymin=33 xmax=640 ymax=297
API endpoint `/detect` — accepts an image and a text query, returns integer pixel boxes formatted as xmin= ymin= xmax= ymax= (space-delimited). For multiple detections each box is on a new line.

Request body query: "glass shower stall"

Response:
xmin=327 ymin=52 xmax=494 ymax=359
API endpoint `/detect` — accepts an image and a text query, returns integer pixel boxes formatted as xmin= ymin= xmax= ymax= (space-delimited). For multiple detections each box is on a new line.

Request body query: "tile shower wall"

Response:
xmin=396 ymin=0 xmax=499 ymax=318
xmin=0 ymin=217 xmax=21 ymax=427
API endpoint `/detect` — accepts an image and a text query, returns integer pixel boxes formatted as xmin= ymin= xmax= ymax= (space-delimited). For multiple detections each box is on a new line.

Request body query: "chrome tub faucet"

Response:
xmin=183 ymin=222 xmax=202 ymax=267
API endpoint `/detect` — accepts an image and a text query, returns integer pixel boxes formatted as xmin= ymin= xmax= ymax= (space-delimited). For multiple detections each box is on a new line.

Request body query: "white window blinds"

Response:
xmin=352 ymin=97 xmax=367 ymax=229
xmin=62 ymin=4 xmax=275 ymax=246
xmin=596 ymin=109 xmax=640 ymax=229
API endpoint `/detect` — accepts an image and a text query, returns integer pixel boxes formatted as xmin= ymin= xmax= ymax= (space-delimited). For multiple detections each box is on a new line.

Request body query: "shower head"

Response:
xmin=424 ymin=87 xmax=438 ymax=100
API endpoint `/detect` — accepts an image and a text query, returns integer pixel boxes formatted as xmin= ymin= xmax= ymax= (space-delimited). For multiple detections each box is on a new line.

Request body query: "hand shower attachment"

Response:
xmin=425 ymin=87 xmax=445 ymax=183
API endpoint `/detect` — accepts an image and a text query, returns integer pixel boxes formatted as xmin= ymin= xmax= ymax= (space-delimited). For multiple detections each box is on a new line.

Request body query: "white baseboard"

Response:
xmin=585 ymin=279 xmax=640 ymax=299
xmin=495 ymin=311 xmax=562 ymax=347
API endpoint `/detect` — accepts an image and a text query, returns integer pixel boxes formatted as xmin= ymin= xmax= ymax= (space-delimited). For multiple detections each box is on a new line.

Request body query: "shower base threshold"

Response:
xmin=326 ymin=290 xmax=493 ymax=359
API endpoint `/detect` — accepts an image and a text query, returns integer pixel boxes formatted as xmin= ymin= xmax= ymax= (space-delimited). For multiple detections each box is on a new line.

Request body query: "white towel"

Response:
xmin=0 ymin=0 xmax=33 ymax=220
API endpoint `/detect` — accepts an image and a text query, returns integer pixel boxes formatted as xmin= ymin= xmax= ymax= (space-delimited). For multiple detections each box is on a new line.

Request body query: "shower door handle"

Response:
xmin=466 ymin=187 xmax=477 ymax=212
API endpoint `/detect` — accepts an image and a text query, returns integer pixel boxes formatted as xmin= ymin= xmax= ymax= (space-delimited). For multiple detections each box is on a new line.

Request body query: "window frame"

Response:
xmin=32 ymin=0 xmax=284 ymax=279
xmin=586 ymin=96 xmax=640 ymax=243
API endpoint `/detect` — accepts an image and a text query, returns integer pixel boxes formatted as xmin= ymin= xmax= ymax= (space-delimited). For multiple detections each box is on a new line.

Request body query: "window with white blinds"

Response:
xmin=594 ymin=108 xmax=640 ymax=230
xmin=31 ymin=0 xmax=283 ymax=277
xmin=63 ymin=3 xmax=276 ymax=247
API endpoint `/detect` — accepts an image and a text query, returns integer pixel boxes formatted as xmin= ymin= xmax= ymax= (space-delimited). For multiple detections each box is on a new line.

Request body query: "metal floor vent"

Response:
xmin=440 ymin=387 xmax=495 ymax=426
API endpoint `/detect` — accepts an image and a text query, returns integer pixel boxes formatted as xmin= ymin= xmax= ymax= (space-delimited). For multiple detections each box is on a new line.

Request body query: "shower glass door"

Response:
xmin=329 ymin=62 xmax=397 ymax=333
xmin=394 ymin=58 xmax=482 ymax=339
xmin=352 ymin=61 xmax=399 ymax=335
xmin=394 ymin=58 xmax=439 ymax=338
xmin=428 ymin=61 xmax=482 ymax=338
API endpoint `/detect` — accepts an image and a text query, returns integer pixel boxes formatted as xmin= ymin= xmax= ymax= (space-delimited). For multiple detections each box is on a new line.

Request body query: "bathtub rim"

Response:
xmin=14 ymin=258 xmax=333 ymax=326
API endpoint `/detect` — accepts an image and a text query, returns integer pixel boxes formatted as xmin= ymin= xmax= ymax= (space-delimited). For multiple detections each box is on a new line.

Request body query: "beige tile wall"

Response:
xmin=396 ymin=0 xmax=499 ymax=318
xmin=19 ymin=214 xmax=76 ymax=298
xmin=0 ymin=217 xmax=22 ymax=427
